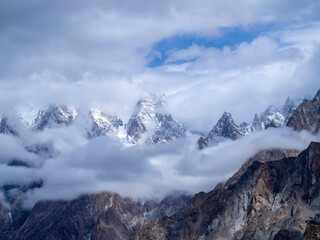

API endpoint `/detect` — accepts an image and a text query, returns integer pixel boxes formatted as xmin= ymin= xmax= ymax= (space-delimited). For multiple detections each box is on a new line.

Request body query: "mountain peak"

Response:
xmin=260 ymin=105 xmax=285 ymax=129
xmin=32 ymin=104 xmax=78 ymax=131
xmin=221 ymin=111 xmax=232 ymax=120
xmin=136 ymin=92 xmax=166 ymax=113
xmin=198 ymin=111 xmax=244 ymax=149
xmin=287 ymin=89 xmax=320 ymax=133
xmin=87 ymin=109 xmax=122 ymax=138
xmin=126 ymin=92 xmax=185 ymax=143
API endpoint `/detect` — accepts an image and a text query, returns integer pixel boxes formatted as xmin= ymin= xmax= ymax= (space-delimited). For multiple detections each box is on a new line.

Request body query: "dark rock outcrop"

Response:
xmin=287 ymin=89 xmax=320 ymax=134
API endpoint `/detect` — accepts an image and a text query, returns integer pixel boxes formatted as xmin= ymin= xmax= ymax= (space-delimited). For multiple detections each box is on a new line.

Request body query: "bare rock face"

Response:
xmin=136 ymin=142 xmax=320 ymax=240
xmin=287 ymin=89 xmax=320 ymax=134
xmin=142 ymin=193 xmax=192 ymax=221
xmin=13 ymin=192 xmax=147 ymax=240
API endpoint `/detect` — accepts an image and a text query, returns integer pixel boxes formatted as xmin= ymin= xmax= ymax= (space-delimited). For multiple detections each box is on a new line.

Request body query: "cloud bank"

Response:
xmin=0 ymin=125 xmax=318 ymax=208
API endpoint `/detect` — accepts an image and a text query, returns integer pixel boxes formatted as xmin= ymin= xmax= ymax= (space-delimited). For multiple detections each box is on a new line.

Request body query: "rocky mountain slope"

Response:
xmin=0 ymin=188 xmax=190 ymax=240
xmin=135 ymin=142 xmax=320 ymax=240
xmin=12 ymin=192 xmax=145 ymax=240
xmin=286 ymin=89 xmax=320 ymax=134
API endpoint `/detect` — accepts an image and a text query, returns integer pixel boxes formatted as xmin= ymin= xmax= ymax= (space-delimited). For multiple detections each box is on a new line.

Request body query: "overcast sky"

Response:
xmin=0 ymin=0 xmax=319 ymax=130
xmin=1 ymin=0 xmax=320 ymax=206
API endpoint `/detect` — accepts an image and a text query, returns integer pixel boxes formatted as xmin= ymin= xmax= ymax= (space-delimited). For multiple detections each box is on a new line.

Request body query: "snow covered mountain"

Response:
xmin=126 ymin=92 xmax=186 ymax=144
xmin=87 ymin=109 xmax=123 ymax=139
xmin=198 ymin=112 xmax=244 ymax=149
xmin=32 ymin=104 xmax=78 ymax=131
xmin=147 ymin=113 xmax=186 ymax=144
xmin=250 ymin=97 xmax=303 ymax=132
xmin=198 ymin=99 xmax=299 ymax=149
xmin=259 ymin=106 xmax=285 ymax=129
xmin=0 ymin=93 xmax=308 ymax=150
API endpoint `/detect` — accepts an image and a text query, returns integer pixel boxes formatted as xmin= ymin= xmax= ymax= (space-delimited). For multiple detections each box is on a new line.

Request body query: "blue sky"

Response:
xmin=148 ymin=24 xmax=276 ymax=67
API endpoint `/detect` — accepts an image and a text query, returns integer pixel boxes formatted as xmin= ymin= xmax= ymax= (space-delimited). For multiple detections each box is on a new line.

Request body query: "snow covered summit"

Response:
xmin=126 ymin=92 xmax=186 ymax=144
xmin=32 ymin=104 xmax=78 ymax=131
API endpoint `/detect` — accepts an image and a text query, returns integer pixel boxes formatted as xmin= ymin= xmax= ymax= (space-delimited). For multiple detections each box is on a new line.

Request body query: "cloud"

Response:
xmin=0 ymin=1 xmax=319 ymax=131
xmin=0 ymin=0 xmax=320 ymax=209
xmin=0 ymin=0 xmax=319 ymax=79
xmin=6 ymin=126 xmax=315 ymax=208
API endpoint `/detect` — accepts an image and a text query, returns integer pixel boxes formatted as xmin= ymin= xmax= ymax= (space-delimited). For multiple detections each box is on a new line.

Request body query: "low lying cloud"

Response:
xmin=0 ymin=125 xmax=316 ymax=208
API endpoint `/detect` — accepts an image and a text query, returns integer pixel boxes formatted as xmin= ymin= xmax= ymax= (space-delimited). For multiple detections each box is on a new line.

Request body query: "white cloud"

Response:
xmin=0 ymin=0 xmax=320 ymax=208
xmin=15 ymin=127 xmax=318 ymax=208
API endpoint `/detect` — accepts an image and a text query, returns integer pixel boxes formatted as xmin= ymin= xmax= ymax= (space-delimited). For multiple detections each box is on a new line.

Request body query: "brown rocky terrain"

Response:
xmin=0 ymin=190 xmax=190 ymax=240
xmin=13 ymin=192 xmax=146 ymax=240
xmin=135 ymin=142 xmax=320 ymax=240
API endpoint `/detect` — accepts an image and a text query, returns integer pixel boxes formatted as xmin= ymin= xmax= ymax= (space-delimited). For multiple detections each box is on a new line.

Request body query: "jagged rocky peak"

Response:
xmin=136 ymin=142 xmax=320 ymax=240
xmin=87 ymin=108 xmax=123 ymax=138
xmin=147 ymin=113 xmax=186 ymax=144
xmin=287 ymin=88 xmax=320 ymax=134
xmin=126 ymin=92 xmax=185 ymax=144
xmin=251 ymin=105 xmax=286 ymax=133
xmin=0 ymin=117 xmax=19 ymax=136
xmin=260 ymin=105 xmax=285 ymax=129
xmin=126 ymin=92 xmax=165 ymax=142
xmin=32 ymin=104 xmax=77 ymax=131
xmin=198 ymin=112 xmax=244 ymax=149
